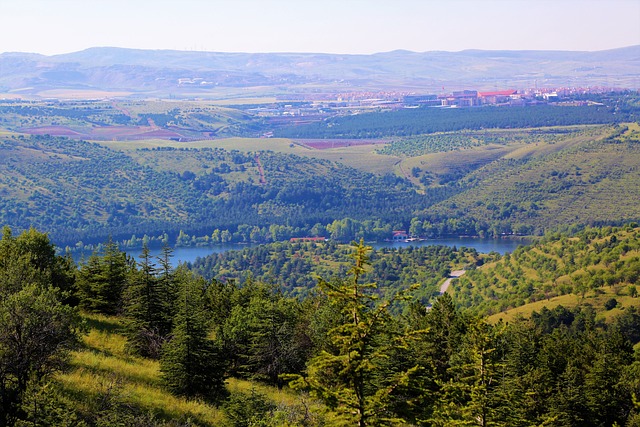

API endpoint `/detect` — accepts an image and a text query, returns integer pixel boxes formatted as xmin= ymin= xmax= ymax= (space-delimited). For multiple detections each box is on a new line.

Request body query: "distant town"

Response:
xmin=246 ymin=85 xmax=625 ymax=131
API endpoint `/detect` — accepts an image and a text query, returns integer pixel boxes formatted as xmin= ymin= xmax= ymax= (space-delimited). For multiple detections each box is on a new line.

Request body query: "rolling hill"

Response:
xmin=1 ymin=46 xmax=639 ymax=97
xmin=452 ymin=224 xmax=640 ymax=319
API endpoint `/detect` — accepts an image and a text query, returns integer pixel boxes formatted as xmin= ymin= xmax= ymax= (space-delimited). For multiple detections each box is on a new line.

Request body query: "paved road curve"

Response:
xmin=439 ymin=270 xmax=466 ymax=294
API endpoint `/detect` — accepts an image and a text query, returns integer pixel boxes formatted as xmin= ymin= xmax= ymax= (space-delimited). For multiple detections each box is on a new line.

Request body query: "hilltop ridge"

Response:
xmin=1 ymin=46 xmax=638 ymax=98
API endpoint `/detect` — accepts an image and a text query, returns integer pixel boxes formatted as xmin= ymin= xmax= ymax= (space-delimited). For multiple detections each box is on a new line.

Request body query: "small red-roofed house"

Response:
xmin=392 ymin=230 xmax=409 ymax=241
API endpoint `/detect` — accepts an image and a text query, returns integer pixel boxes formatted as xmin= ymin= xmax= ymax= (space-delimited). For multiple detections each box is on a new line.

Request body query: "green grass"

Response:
xmin=487 ymin=291 xmax=640 ymax=324
xmin=54 ymin=312 xmax=327 ymax=425
xmin=55 ymin=313 xmax=225 ymax=424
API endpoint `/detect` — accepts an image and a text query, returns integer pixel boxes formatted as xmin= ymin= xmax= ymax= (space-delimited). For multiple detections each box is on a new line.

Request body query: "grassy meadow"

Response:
xmin=53 ymin=312 xmax=326 ymax=426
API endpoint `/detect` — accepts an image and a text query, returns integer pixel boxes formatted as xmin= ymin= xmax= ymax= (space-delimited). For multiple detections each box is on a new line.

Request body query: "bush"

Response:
xmin=604 ymin=298 xmax=618 ymax=310
xmin=223 ymin=389 xmax=275 ymax=427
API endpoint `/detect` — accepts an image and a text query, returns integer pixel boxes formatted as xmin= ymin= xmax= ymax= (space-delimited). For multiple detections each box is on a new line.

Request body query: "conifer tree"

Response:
xmin=77 ymin=238 xmax=128 ymax=315
xmin=243 ymin=295 xmax=311 ymax=388
xmin=156 ymin=242 xmax=177 ymax=325
xmin=431 ymin=320 xmax=508 ymax=427
xmin=289 ymin=240 xmax=417 ymax=426
xmin=124 ymin=243 xmax=167 ymax=358
xmin=160 ymin=267 xmax=228 ymax=402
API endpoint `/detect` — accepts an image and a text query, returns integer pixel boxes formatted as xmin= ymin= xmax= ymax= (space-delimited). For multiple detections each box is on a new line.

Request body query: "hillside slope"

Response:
xmin=0 ymin=135 xmax=432 ymax=246
xmin=424 ymin=124 xmax=640 ymax=234
xmin=453 ymin=225 xmax=640 ymax=318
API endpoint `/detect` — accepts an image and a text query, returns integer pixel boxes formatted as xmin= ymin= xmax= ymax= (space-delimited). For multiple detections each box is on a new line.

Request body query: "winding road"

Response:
xmin=439 ymin=270 xmax=466 ymax=295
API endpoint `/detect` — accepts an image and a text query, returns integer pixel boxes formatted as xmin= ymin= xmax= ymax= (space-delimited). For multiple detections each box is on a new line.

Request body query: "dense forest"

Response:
xmin=189 ymin=240 xmax=484 ymax=301
xmin=0 ymin=135 xmax=447 ymax=247
xmin=1 ymin=225 xmax=639 ymax=426
xmin=274 ymin=94 xmax=640 ymax=139
xmin=1 ymin=94 xmax=639 ymax=249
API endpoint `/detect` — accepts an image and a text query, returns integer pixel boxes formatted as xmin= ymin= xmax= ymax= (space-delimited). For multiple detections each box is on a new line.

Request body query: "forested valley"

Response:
xmin=1 ymin=225 xmax=639 ymax=426
xmin=1 ymin=93 xmax=640 ymax=426
xmin=1 ymin=94 xmax=639 ymax=251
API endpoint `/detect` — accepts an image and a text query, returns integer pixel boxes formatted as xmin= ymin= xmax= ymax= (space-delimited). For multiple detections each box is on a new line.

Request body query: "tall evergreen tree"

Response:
xmin=77 ymin=238 xmax=128 ymax=315
xmin=431 ymin=320 xmax=507 ymax=427
xmin=156 ymin=242 xmax=177 ymax=344
xmin=243 ymin=295 xmax=312 ymax=388
xmin=290 ymin=240 xmax=418 ymax=426
xmin=160 ymin=267 xmax=228 ymax=402
xmin=124 ymin=243 xmax=169 ymax=358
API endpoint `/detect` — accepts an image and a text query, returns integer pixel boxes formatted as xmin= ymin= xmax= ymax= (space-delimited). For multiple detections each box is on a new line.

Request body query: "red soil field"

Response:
xmin=21 ymin=126 xmax=85 ymax=137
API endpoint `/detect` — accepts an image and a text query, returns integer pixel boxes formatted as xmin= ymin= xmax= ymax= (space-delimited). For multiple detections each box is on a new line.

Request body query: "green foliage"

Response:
xmin=275 ymin=103 xmax=635 ymax=139
xmin=455 ymin=225 xmax=640 ymax=315
xmin=223 ymin=389 xmax=276 ymax=427
xmin=0 ymin=135 xmax=437 ymax=247
xmin=160 ymin=267 xmax=228 ymax=403
xmin=0 ymin=227 xmax=82 ymax=426
xmin=425 ymin=126 xmax=640 ymax=236
xmin=431 ymin=320 xmax=507 ymax=427
xmin=192 ymin=240 xmax=477 ymax=300
xmin=3 ymin=224 xmax=640 ymax=425
xmin=378 ymin=128 xmax=576 ymax=157
xmin=77 ymin=238 xmax=129 ymax=315
xmin=289 ymin=240 xmax=419 ymax=426
xmin=604 ymin=298 xmax=618 ymax=310
xmin=124 ymin=244 xmax=173 ymax=358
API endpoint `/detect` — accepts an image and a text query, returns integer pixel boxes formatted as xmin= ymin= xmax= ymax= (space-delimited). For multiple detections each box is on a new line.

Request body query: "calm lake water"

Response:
xmin=101 ymin=237 xmax=530 ymax=267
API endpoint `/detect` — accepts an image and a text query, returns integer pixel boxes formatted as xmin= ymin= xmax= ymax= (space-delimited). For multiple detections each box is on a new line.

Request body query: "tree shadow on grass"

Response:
xmin=83 ymin=315 xmax=124 ymax=334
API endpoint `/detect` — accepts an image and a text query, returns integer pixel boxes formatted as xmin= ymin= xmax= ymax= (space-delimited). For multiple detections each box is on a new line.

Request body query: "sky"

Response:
xmin=0 ymin=0 xmax=638 ymax=55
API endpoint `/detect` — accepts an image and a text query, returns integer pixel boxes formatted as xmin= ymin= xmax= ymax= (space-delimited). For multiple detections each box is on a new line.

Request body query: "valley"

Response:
xmin=1 ymin=55 xmax=639 ymax=426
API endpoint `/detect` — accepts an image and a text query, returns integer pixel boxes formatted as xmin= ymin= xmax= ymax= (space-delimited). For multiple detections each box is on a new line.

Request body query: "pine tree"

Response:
xmin=77 ymin=238 xmax=127 ymax=315
xmin=431 ymin=320 xmax=508 ymax=427
xmin=156 ymin=242 xmax=176 ymax=336
xmin=244 ymin=295 xmax=312 ymax=388
xmin=123 ymin=243 xmax=167 ymax=358
xmin=160 ymin=267 xmax=228 ymax=402
xmin=289 ymin=240 xmax=416 ymax=426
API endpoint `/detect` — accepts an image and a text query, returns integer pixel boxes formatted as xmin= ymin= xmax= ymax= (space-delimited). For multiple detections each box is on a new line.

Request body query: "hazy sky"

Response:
xmin=0 ymin=0 xmax=638 ymax=55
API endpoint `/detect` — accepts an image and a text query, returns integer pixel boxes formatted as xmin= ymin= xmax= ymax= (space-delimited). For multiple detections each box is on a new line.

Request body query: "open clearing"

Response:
xmin=99 ymin=137 xmax=399 ymax=175
xmin=487 ymin=291 xmax=640 ymax=324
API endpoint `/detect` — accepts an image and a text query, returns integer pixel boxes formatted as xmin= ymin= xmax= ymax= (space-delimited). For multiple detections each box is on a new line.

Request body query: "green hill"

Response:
xmin=422 ymin=123 xmax=640 ymax=235
xmin=452 ymin=225 xmax=640 ymax=318
xmin=2 ymin=96 xmax=640 ymax=248
xmin=0 ymin=134 xmax=436 ymax=246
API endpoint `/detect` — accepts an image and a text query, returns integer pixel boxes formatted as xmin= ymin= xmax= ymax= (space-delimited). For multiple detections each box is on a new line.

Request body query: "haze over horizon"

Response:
xmin=1 ymin=0 xmax=638 ymax=56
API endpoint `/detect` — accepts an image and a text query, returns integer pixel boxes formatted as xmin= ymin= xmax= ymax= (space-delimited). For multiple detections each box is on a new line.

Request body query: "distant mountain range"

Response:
xmin=1 ymin=46 xmax=639 ymax=98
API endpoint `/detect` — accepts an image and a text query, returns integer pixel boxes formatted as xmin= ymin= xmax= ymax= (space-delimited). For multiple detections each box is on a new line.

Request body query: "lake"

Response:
xmin=105 ymin=237 xmax=530 ymax=267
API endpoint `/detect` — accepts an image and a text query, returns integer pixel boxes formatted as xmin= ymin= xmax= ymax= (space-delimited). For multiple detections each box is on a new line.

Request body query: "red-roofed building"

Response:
xmin=392 ymin=230 xmax=409 ymax=241
xmin=478 ymin=90 xmax=518 ymax=105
